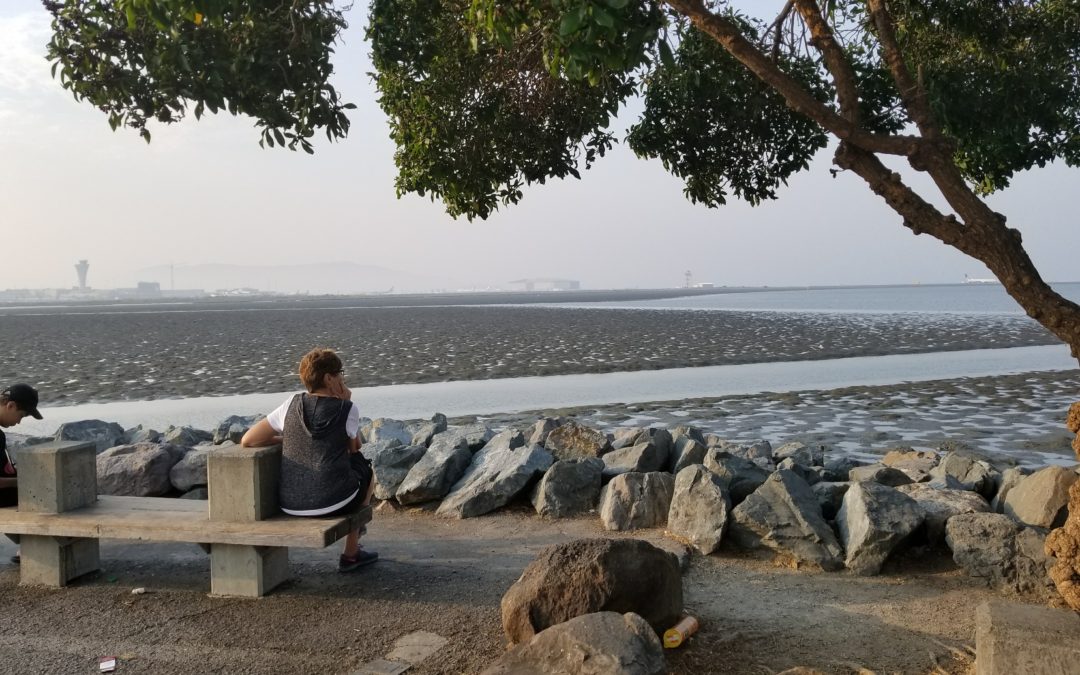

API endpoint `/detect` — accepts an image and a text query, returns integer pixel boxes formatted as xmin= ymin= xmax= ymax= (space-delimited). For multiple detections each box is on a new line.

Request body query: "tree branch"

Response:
xmin=865 ymin=0 xmax=935 ymax=138
xmin=767 ymin=0 xmax=795 ymax=61
xmin=662 ymin=0 xmax=919 ymax=156
xmin=792 ymin=0 xmax=860 ymax=123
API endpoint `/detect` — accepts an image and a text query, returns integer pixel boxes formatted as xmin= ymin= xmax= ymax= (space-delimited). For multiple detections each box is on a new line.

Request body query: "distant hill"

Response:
xmin=133 ymin=262 xmax=459 ymax=294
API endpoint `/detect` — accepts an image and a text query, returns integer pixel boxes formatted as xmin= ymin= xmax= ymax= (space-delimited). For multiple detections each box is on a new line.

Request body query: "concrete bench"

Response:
xmin=0 ymin=441 xmax=371 ymax=598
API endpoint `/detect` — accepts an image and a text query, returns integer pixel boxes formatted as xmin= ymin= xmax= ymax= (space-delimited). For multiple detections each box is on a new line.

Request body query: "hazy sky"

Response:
xmin=2 ymin=1 xmax=1079 ymax=292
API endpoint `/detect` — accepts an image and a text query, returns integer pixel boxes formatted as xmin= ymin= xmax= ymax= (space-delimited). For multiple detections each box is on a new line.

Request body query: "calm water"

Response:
xmin=542 ymin=282 xmax=1080 ymax=314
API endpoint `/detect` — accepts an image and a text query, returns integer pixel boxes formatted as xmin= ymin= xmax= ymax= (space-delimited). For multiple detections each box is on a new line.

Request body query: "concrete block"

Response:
xmin=976 ymin=600 xmax=1080 ymax=675
xmin=210 ymin=543 xmax=288 ymax=597
xmin=208 ymin=445 xmax=281 ymax=522
xmin=20 ymin=535 xmax=99 ymax=587
xmin=16 ymin=442 xmax=97 ymax=513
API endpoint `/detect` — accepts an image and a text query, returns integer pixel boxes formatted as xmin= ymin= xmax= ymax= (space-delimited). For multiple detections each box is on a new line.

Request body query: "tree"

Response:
xmin=41 ymin=0 xmax=1080 ymax=606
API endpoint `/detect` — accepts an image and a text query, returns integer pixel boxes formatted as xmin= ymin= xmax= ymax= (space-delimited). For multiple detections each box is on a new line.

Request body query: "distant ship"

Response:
xmin=963 ymin=274 xmax=1000 ymax=284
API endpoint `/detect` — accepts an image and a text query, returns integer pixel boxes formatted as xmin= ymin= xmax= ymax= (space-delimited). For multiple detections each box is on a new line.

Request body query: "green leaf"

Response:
xmin=559 ymin=10 xmax=582 ymax=37
xmin=658 ymin=39 xmax=674 ymax=69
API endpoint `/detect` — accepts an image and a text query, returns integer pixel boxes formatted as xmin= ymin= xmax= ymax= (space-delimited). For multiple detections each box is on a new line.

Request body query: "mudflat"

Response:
xmin=1 ymin=303 xmax=1054 ymax=406
xmin=0 ymin=508 xmax=996 ymax=674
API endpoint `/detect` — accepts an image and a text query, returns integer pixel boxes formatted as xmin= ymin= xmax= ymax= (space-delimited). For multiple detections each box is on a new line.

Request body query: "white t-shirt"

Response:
xmin=266 ymin=394 xmax=361 ymax=439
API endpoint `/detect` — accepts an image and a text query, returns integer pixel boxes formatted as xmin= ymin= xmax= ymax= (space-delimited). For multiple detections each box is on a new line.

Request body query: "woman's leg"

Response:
xmin=342 ymin=477 xmax=375 ymax=557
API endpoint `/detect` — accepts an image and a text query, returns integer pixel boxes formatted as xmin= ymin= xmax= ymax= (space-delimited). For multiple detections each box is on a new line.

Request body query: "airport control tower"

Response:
xmin=75 ymin=259 xmax=89 ymax=290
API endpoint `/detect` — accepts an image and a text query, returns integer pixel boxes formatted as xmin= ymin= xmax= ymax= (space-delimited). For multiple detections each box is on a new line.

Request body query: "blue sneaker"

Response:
xmin=338 ymin=550 xmax=378 ymax=572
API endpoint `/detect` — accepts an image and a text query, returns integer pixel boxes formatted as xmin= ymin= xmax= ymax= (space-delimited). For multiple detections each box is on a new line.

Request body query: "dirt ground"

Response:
xmin=0 ymin=507 xmax=1022 ymax=674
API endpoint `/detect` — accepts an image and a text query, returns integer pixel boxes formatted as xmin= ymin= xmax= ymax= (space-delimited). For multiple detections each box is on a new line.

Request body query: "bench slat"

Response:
xmin=0 ymin=496 xmax=371 ymax=549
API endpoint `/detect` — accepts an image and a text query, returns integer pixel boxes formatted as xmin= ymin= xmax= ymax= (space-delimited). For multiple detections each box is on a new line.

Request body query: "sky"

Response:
xmin=2 ymin=1 xmax=1079 ymax=293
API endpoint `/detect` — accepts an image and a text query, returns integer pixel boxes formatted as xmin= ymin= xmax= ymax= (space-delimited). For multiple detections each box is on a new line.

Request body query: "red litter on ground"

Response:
xmin=98 ymin=656 xmax=117 ymax=672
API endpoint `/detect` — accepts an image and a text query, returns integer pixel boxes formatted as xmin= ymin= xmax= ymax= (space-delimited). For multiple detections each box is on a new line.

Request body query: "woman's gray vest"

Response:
xmin=280 ymin=393 xmax=359 ymax=512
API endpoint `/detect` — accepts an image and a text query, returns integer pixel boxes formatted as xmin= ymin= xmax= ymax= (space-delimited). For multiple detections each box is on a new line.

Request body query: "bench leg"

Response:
xmin=210 ymin=544 xmax=289 ymax=598
xmin=20 ymin=535 xmax=100 ymax=588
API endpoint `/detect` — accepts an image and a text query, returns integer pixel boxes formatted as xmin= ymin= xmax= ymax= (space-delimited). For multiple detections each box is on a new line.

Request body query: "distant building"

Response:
xmin=507 ymin=278 xmax=581 ymax=292
xmin=135 ymin=282 xmax=162 ymax=297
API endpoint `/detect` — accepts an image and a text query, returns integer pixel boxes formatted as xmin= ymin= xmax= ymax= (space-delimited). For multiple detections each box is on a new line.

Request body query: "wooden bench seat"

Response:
xmin=0 ymin=496 xmax=370 ymax=549
xmin=4 ymin=441 xmax=372 ymax=597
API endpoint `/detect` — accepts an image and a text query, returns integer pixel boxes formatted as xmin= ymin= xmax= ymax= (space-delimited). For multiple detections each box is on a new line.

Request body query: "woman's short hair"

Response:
xmin=298 ymin=348 xmax=342 ymax=392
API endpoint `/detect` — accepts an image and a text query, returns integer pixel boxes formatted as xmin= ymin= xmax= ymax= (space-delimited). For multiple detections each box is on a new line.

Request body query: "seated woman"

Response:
xmin=241 ymin=348 xmax=377 ymax=572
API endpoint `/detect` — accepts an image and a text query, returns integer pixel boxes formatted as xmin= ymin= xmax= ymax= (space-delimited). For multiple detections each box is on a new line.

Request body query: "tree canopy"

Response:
xmin=38 ymin=0 xmax=1080 ymax=333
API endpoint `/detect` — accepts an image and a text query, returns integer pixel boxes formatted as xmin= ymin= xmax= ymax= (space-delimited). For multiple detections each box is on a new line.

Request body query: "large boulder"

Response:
xmin=169 ymin=446 xmax=212 ymax=492
xmin=363 ymin=441 xmax=425 ymax=501
xmin=482 ymin=612 xmax=665 ymax=675
xmin=599 ymin=472 xmax=675 ymax=531
xmin=406 ymin=412 xmax=448 ymax=447
xmin=666 ymin=465 xmax=730 ymax=554
xmin=98 ymin=443 xmax=185 ymax=496
xmin=823 ymin=456 xmax=864 ymax=482
xmin=848 ymin=464 xmax=913 ymax=487
xmin=162 ymin=425 xmax=213 ymax=447
xmin=773 ymin=442 xmax=823 ymax=467
xmin=991 ymin=467 xmax=1031 ymax=513
xmin=881 ymin=448 xmax=939 ymax=482
xmin=948 ymin=513 xmax=1058 ymax=601
xmin=668 ymin=437 xmax=707 ymax=474
xmin=55 ymin=420 xmax=126 ymax=453
xmin=896 ymin=483 xmax=990 ymax=544
xmin=712 ymin=439 xmax=773 ymax=464
xmin=444 ymin=422 xmax=496 ymax=451
xmin=395 ymin=433 xmax=472 ymax=505
xmin=837 ymin=482 xmax=924 ymax=575
xmin=212 ymin=415 xmax=263 ymax=445
xmin=812 ymin=481 xmax=850 ymax=521
xmin=1046 ymin=481 xmax=1080 ymax=610
xmin=929 ymin=451 xmax=999 ymax=498
xmin=123 ymin=425 xmax=162 ymax=445
xmin=500 ymin=538 xmax=682 ymax=644
xmin=532 ymin=458 xmax=604 ymax=518
xmin=703 ymin=451 xmax=770 ymax=505
xmin=602 ymin=442 xmax=668 ymax=480
xmin=437 ymin=434 xmax=553 ymax=518
xmin=729 ymin=469 xmax=844 ymax=571
xmin=527 ymin=417 xmax=561 ymax=446
xmin=544 ymin=421 xmax=611 ymax=460
xmin=1003 ymin=466 xmax=1078 ymax=529
xmin=366 ymin=418 xmax=414 ymax=446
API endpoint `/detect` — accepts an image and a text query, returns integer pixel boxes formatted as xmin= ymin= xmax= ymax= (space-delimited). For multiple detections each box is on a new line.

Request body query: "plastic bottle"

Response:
xmin=663 ymin=615 xmax=700 ymax=648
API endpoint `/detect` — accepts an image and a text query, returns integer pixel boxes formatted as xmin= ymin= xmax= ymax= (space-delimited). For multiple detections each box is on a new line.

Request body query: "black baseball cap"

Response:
xmin=2 ymin=384 xmax=42 ymax=420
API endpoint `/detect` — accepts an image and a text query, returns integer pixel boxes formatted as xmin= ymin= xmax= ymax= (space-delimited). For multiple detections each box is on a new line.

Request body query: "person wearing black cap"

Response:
xmin=1 ymin=384 xmax=42 ymax=565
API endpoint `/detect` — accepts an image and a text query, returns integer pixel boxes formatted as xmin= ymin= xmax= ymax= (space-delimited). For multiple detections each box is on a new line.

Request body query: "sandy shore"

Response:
xmin=1 ymin=304 xmax=1055 ymax=406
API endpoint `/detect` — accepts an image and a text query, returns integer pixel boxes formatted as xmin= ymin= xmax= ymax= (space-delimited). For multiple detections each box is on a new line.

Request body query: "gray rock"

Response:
xmin=667 ymin=465 xmax=730 ymax=554
xmin=729 ymin=469 xmax=844 ymax=571
xmin=896 ymin=483 xmax=989 ymax=544
xmin=703 ymin=451 xmax=770 ymax=505
xmin=713 ymin=439 xmax=773 ymax=463
xmin=55 ymin=419 xmax=126 ymax=453
xmin=212 ymin=415 xmax=263 ymax=445
xmin=929 ymin=451 xmax=1000 ymax=498
xmin=499 ymin=538 xmax=682 ymax=644
xmin=774 ymin=442 xmax=823 ymax=467
xmin=545 ymin=420 xmax=611 ymax=460
xmin=599 ymin=472 xmax=675 ymax=531
xmin=162 ymin=425 xmax=213 ymax=447
xmin=777 ymin=457 xmax=822 ymax=486
xmin=991 ymin=467 xmax=1031 ymax=513
xmin=367 ymin=418 xmax=413 ymax=446
xmin=445 ymin=422 xmax=496 ymax=450
xmin=837 ymin=482 xmax=924 ymax=575
xmin=823 ymin=456 xmax=864 ymax=482
xmin=528 ymin=417 xmax=562 ymax=446
xmin=169 ymin=446 xmax=211 ymax=492
xmin=926 ymin=473 xmax=967 ymax=490
xmin=123 ymin=425 xmax=162 ymax=445
xmin=946 ymin=513 xmax=1058 ymax=600
xmin=180 ymin=486 xmax=208 ymax=500
xmin=881 ymin=448 xmax=939 ymax=482
xmin=395 ymin=433 xmax=472 ymax=505
xmin=669 ymin=437 xmax=707 ymax=474
xmin=670 ymin=425 xmax=706 ymax=447
xmin=438 ymin=433 xmax=553 ymax=518
xmin=609 ymin=427 xmax=643 ymax=451
xmin=532 ymin=458 xmax=604 ymax=518
xmin=812 ymin=481 xmax=850 ymax=521
xmin=406 ymin=413 xmax=448 ymax=447
xmin=1003 ymin=466 xmax=1078 ymax=528
xmin=848 ymin=463 xmax=914 ymax=487
xmin=97 ymin=443 xmax=184 ymax=496
xmin=482 ymin=612 xmax=666 ymax=675
xmin=365 ymin=441 xmax=425 ymax=501
xmin=602 ymin=442 xmax=668 ymax=480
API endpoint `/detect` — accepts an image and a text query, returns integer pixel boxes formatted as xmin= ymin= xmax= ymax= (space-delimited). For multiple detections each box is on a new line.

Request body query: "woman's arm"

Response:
xmin=240 ymin=419 xmax=282 ymax=447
